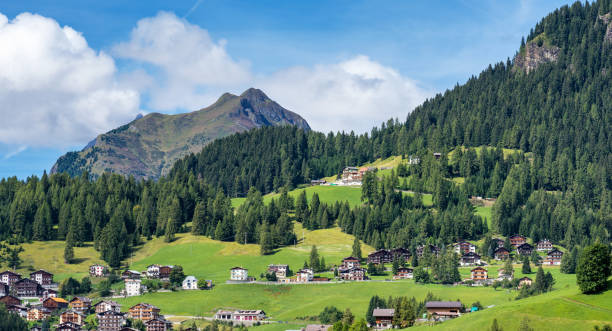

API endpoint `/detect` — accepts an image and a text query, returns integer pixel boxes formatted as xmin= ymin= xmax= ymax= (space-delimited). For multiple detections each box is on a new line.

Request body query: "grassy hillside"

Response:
xmin=232 ymin=185 xmax=364 ymax=209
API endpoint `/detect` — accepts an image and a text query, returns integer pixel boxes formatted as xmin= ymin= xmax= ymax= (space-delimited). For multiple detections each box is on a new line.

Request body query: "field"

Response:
xmin=232 ymin=185 xmax=364 ymax=209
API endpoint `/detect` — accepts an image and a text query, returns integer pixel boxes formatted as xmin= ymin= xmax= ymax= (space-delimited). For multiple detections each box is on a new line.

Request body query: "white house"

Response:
xmin=233 ymin=310 xmax=267 ymax=322
xmin=89 ymin=264 xmax=107 ymax=277
xmin=124 ymin=279 xmax=145 ymax=297
xmin=296 ymin=269 xmax=313 ymax=282
xmin=182 ymin=276 xmax=198 ymax=290
xmin=230 ymin=267 xmax=248 ymax=281
xmin=146 ymin=265 xmax=160 ymax=278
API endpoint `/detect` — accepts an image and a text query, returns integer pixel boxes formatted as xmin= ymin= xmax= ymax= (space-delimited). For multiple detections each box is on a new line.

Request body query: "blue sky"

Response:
xmin=0 ymin=0 xmax=576 ymax=179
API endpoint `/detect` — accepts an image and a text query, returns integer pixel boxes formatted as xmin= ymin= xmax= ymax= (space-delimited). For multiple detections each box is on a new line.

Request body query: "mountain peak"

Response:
xmin=240 ymin=88 xmax=269 ymax=101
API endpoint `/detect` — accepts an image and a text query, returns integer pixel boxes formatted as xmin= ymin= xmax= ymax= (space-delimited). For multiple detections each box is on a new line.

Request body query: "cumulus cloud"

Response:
xmin=257 ymin=56 xmax=431 ymax=133
xmin=113 ymin=12 xmax=251 ymax=111
xmin=0 ymin=12 xmax=140 ymax=147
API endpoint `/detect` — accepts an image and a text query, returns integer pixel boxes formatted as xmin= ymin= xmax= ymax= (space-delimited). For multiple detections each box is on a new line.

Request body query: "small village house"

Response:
xmin=14 ymin=278 xmax=42 ymax=297
xmin=433 ymin=152 xmax=442 ymax=159
xmin=0 ymin=295 xmax=22 ymax=306
xmin=6 ymin=304 xmax=28 ymax=318
xmin=128 ymin=303 xmax=161 ymax=322
xmin=494 ymin=247 xmax=510 ymax=260
xmin=158 ymin=266 xmax=173 ymax=280
xmin=267 ymin=264 xmax=289 ymax=279
xmin=509 ymin=235 xmax=526 ymax=247
xmin=125 ymin=279 xmax=145 ymax=297
xmin=372 ymin=308 xmax=395 ymax=329
xmin=27 ymin=307 xmax=51 ymax=321
xmin=94 ymin=300 xmax=121 ymax=314
xmin=230 ymin=267 xmax=249 ymax=281
xmin=214 ymin=310 xmax=234 ymax=321
xmin=390 ymin=248 xmax=411 ymax=262
xmin=0 ymin=270 xmax=21 ymax=286
xmin=232 ymin=310 xmax=267 ymax=322
xmin=29 ymin=270 xmax=53 ymax=286
xmin=453 ymin=242 xmax=476 ymax=255
xmin=341 ymin=257 xmax=360 ymax=270
xmin=55 ymin=322 xmax=82 ymax=331
xmin=393 ymin=267 xmax=413 ymax=280
xmin=536 ymin=239 xmax=553 ymax=252
xmin=296 ymin=269 xmax=314 ymax=282
xmin=42 ymin=297 xmax=69 ymax=311
xmin=341 ymin=166 xmax=361 ymax=184
xmin=302 ymin=325 xmax=332 ymax=331
xmin=416 ymin=244 xmax=440 ymax=258
xmin=60 ymin=309 xmax=86 ymax=326
xmin=122 ymin=270 xmax=141 ymax=279
xmin=544 ymin=249 xmax=563 ymax=265
xmin=146 ymin=265 xmax=161 ymax=278
xmin=518 ymin=277 xmax=533 ymax=289
xmin=491 ymin=238 xmax=504 ymax=249
xmin=182 ymin=276 xmax=198 ymax=290
xmin=97 ymin=310 xmax=126 ymax=331
xmin=497 ymin=268 xmax=514 ymax=281
xmin=470 ymin=267 xmax=488 ymax=281
xmin=145 ymin=317 xmax=172 ymax=331
xmin=69 ymin=296 xmax=92 ymax=313
xmin=89 ymin=264 xmax=108 ymax=277
xmin=339 ymin=267 xmax=366 ymax=281
xmin=517 ymin=243 xmax=534 ymax=256
xmin=460 ymin=252 xmax=481 ymax=266
xmin=42 ymin=288 xmax=57 ymax=299
xmin=367 ymin=249 xmax=392 ymax=265
xmin=310 ymin=179 xmax=326 ymax=185
xmin=425 ymin=301 xmax=462 ymax=320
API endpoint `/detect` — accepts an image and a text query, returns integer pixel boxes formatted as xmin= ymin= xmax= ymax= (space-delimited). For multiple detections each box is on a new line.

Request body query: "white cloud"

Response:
xmin=113 ymin=11 xmax=251 ymax=111
xmin=3 ymin=146 xmax=27 ymax=160
xmin=257 ymin=55 xmax=431 ymax=133
xmin=0 ymin=12 xmax=140 ymax=147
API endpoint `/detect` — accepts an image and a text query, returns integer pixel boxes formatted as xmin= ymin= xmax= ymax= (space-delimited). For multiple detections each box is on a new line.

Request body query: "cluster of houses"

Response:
xmin=4 ymin=292 xmax=173 ymax=331
xmin=0 ymin=269 xmax=57 ymax=300
xmin=370 ymin=300 xmax=464 ymax=329
xmin=114 ymin=264 xmax=211 ymax=297
xmin=491 ymin=236 xmax=563 ymax=265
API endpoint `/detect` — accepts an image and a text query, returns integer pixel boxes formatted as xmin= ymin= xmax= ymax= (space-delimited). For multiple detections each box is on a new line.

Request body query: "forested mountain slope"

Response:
xmin=51 ymin=88 xmax=310 ymax=180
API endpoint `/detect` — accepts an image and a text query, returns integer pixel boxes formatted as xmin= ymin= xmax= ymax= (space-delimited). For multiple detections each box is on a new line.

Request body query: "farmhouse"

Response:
xmin=311 ymin=179 xmax=327 ymax=185
xmin=517 ymin=243 xmax=534 ymax=256
xmin=94 ymin=300 xmax=121 ymax=314
xmin=509 ymin=235 xmax=526 ymax=247
xmin=89 ymin=264 xmax=108 ymax=277
xmin=494 ymin=247 xmax=510 ymax=260
xmin=367 ymin=249 xmax=392 ymax=265
xmin=42 ymin=288 xmax=57 ymax=299
xmin=416 ymin=244 xmax=440 ymax=258
xmin=341 ymin=257 xmax=360 ymax=270
xmin=393 ymin=267 xmax=413 ymax=280
xmin=0 ymin=270 xmax=21 ymax=286
xmin=128 ymin=303 xmax=160 ymax=322
xmin=0 ymin=295 xmax=21 ymax=306
xmin=60 ymin=309 xmax=86 ymax=325
xmin=125 ymin=279 xmax=145 ymax=297
xmin=27 ymin=307 xmax=51 ymax=321
xmin=518 ymin=277 xmax=533 ymax=289
xmin=453 ymin=242 xmax=476 ymax=255
xmin=342 ymin=166 xmax=361 ymax=183
xmin=230 ymin=267 xmax=249 ymax=281
xmin=182 ymin=276 xmax=198 ymax=290
xmin=122 ymin=270 xmax=141 ymax=279
xmin=460 ymin=252 xmax=481 ymax=266
xmin=425 ymin=301 xmax=462 ymax=320
xmin=69 ymin=296 xmax=92 ymax=313
xmin=491 ymin=238 xmax=504 ymax=249
xmin=339 ymin=267 xmax=366 ymax=281
xmin=232 ymin=310 xmax=267 ymax=322
xmin=97 ymin=310 xmax=126 ymax=331
xmin=145 ymin=317 xmax=172 ymax=331
xmin=497 ymin=269 xmax=513 ymax=281
xmin=267 ymin=264 xmax=289 ymax=278
xmin=42 ymin=297 xmax=69 ymax=311
xmin=372 ymin=308 xmax=395 ymax=329
xmin=30 ymin=270 xmax=53 ymax=286
xmin=14 ymin=278 xmax=42 ymax=297
xmin=296 ymin=269 xmax=314 ymax=282
xmin=6 ymin=304 xmax=27 ymax=318
xmin=536 ymin=239 xmax=553 ymax=251
xmin=470 ymin=267 xmax=488 ymax=281
xmin=544 ymin=249 xmax=563 ymax=265
xmin=214 ymin=310 xmax=234 ymax=321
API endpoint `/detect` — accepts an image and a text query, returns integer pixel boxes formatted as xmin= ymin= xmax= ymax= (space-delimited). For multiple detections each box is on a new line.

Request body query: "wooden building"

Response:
xmin=509 ymin=235 xmax=526 ymax=247
xmin=494 ymin=247 xmax=510 ymax=260
xmin=425 ymin=301 xmax=462 ymax=320
xmin=544 ymin=249 xmax=563 ymax=265
xmin=128 ymin=303 xmax=160 ymax=322
xmin=14 ymin=278 xmax=42 ymax=297
xmin=372 ymin=308 xmax=395 ymax=329
xmin=29 ymin=270 xmax=53 ymax=286
xmin=97 ymin=310 xmax=126 ymax=331
xmin=69 ymin=296 xmax=92 ymax=313
xmin=470 ymin=267 xmax=488 ymax=281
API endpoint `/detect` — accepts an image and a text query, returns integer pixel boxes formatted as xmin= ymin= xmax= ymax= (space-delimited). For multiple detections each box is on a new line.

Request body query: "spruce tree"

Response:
xmin=352 ymin=237 xmax=362 ymax=260
xmin=309 ymin=245 xmax=320 ymax=271
xmin=191 ymin=201 xmax=207 ymax=235
xmin=64 ymin=241 xmax=74 ymax=264
xmin=522 ymin=255 xmax=531 ymax=274
xmin=576 ymin=243 xmax=611 ymax=294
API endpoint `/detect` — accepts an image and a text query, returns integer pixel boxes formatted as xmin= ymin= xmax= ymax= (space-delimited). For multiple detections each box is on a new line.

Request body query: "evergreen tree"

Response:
xmin=259 ymin=222 xmax=274 ymax=255
xmin=309 ymin=245 xmax=321 ymax=272
xmin=64 ymin=240 xmax=74 ymax=264
xmin=503 ymin=256 xmax=514 ymax=277
xmin=352 ymin=237 xmax=362 ymax=260
xmin=576 ymin=243 xmax=611 ymax=294
xmin=490 ymin=319 xmax=503 ymax=331
xmin=561 ymin=247 xmax=578 ymax=274
xmin=191 ymin=201 xmax=207 ymax=235
xmin=522 ymin=255 xmax=531 ymax=274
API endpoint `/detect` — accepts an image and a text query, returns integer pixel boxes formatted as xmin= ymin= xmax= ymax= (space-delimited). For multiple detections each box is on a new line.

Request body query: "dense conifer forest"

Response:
xmin=0 ymin=0 xmax=609 ymax=267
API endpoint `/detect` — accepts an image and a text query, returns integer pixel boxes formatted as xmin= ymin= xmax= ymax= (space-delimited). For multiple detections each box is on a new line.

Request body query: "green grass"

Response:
xmin=232 ymin=185 xmax=364 ymax=209
xmin=475 ymin=206 xmax=492 ymax=228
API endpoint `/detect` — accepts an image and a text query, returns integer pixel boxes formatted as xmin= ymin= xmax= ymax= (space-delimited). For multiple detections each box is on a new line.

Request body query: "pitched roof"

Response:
xmin=0 ymin=270 xmax=21 ymax=276
xmin=342 ymin=256 xmax=360 ymax=261
xmin=425 ymin=301 xmax=462 ymax=308
xmin=548 ymin=248 xmax=563 ymax=255
xmin=183 ymin=276 xmax=198 ymax=282
xmin=372 ymin=308 xmax=395 ymax=317
xmin=94 ymin=300 xmax=119 ymax=307
xmin=30 ymin=269 xmax=53 ymax=276
xmin=230 ymin=267 xmax=247 ymax=270
xmin=471 ymin=267 xmax=487 ymax=272
xmin=48 ymin=297 xmax=68 ymax=304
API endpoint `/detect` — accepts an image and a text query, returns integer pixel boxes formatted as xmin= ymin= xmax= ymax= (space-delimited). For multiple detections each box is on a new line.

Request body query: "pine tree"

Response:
xmin=352 ymin=237 xmax=362 ymax=260
xmin=522 ymin=255 xmax=531 ymax=274
xmin=259 ymin=222 xmax=274 ymax=255
xmin=576 ymin=243 xmax=611 ymax=294
xmin=490 ymin=318 xmax=503 ymax=331
xmin=503 ymin=256 xmax=514 ymax=276
xmin=191 ymin=201 xmax=207 ymax=235
xmin=64 ymin=241 xmax=74 ymax=264
xmin=310 ymin=245 xmax=321 ymax=272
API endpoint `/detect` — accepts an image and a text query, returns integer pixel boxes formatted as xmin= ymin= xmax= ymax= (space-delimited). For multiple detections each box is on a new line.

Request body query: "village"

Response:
xmin=0 ymin=231 xmax=566 ymax=331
